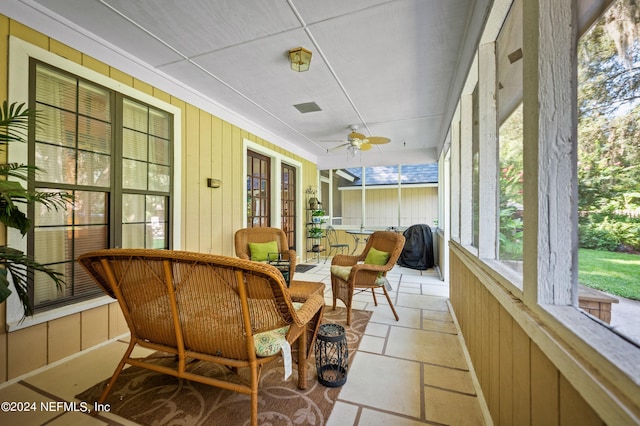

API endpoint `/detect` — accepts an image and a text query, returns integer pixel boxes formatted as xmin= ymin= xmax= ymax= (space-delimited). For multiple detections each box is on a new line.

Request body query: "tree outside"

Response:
xmin=497 ymin=0 xmax=640 ymax=300
xmin=578 ymin=1 xmax=640 ymax=263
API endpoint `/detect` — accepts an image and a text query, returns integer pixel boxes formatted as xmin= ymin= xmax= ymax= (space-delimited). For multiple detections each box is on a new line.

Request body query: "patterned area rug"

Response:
xmin=77 ymin=307 xmax=370 ymax=425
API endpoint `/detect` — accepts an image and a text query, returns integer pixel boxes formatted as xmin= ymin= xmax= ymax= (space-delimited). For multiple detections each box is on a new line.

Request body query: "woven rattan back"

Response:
xmin=78 ymin=249 xmax=296 ymax=360
xmin=234 ymin=227 xmax=290 ymax=259
xmin=358 ymin=230 xmax=405 ymax=268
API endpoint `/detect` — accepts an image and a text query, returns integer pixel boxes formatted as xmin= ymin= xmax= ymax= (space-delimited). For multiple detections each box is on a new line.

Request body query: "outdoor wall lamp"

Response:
xmin=207 ymin=178 xmax=222 ymax=188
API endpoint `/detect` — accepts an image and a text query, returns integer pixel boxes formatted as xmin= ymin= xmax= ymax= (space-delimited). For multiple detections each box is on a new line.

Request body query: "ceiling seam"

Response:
xmin=97 ymin=0 xmax=325 ymax=150
xmin=286 ymin=0 xmax=372 ymax=136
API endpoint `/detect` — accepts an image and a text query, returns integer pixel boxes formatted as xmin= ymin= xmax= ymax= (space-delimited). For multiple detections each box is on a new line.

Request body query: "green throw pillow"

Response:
xmin=249 ymin=240 xmax=279 ymax=262
xmin=364 ymin=246 xmax=390 ymax=265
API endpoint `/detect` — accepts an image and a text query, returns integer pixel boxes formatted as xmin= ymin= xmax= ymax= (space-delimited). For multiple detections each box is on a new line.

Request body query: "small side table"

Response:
xmin=315 ymin=323 xmax=348 ymax=387
xmin=288 ymin=280 xmax=325 ymax=302
xmin=267 ymin=252 xmax=290 ymax=286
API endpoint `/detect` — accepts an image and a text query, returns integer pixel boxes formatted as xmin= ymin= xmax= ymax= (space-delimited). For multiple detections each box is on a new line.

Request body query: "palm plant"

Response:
xmin=0 ymin=101 xmax=73 ymax=317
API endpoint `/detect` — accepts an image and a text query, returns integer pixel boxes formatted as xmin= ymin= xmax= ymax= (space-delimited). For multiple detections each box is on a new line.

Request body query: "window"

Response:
xmin=323 ymin=164 xmax=438 ymax=229
xmin=497 ymin=0 xmax=524 ymax=271
xmin=246 ymin=150 xmax=271 ymax=227
xmin=577 ymin=1 xmax=640 ymax=344
xmin=28 ymin=61 xmax=173 ymax=313
xmin=471 ymin=84 xmax=480 ymax=247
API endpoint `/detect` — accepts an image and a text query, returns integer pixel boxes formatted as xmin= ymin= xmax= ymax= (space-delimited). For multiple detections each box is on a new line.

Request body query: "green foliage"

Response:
xmin=308 ymin=227 xmax=323 ymax=238
xmin=578 ymin=222 xmax=621 ymax=251
xmin=499 ymin=206 xmax=523 ymax=260
xmin=498 ymin=106 xmax=524 ymax=260
xmin=579 ymin=213 xmax=640 ymax=251
xmin=577 ymin=7 xmax=640 ymax=255
xmin=0 ymin=101 xmax=73 ymax=317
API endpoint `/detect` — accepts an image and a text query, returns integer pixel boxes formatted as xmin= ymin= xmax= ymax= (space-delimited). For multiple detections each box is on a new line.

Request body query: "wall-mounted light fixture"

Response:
xmin=207 ymin=178 xmax=222 ymax=188
xmin=289 ymin=47 xmax=312 ymax=72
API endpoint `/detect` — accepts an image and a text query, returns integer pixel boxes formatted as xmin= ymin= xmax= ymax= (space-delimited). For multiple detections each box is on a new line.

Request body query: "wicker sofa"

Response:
xmin=78 ymin=249 xmax=324 ymax=426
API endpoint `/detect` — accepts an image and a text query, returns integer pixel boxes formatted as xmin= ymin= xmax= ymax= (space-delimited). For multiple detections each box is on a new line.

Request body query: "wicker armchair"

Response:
xmin=78 ymin=249 xmax=324 ymax=426
xmin=330 ymin=231 xmax=405 ymax=325
xmin=235 ymin=227 xmax=297 ymax=281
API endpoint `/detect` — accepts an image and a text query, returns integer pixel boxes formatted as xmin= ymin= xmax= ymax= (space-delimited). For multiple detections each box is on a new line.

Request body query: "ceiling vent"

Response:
xmin=293 ymin=102 xmax=322 ymax=113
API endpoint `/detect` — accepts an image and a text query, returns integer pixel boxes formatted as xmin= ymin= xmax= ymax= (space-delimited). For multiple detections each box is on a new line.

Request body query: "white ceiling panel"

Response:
xmin=16 ymin=0 xmax=494 ymax=167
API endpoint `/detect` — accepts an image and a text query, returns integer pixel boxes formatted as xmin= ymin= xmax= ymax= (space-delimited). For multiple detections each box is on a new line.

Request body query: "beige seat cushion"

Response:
xmin=330 ymin=265 xmax=387 ymax=287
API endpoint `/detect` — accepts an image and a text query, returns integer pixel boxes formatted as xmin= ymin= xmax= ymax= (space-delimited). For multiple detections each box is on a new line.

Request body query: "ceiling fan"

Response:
xmin=327 ymin=125 xmax=391 ymax=156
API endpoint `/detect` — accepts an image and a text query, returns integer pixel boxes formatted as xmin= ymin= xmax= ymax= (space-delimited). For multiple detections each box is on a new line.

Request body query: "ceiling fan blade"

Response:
xmin=367 ymin=136 xmax=390 ymax=144
xmin=348 ymin=131 xmax=366 ymax=140
xmin=360 ymin=142 xmax=372 ymax=151
xmin=328 ymin=142 xmax=350 ymax=152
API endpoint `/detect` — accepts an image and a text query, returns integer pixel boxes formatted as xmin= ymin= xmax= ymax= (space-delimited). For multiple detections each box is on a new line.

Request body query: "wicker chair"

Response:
xmin=78 ymin=249 xmax=324 ymax=426
xmin=235 ymin=227 xmax=297 ymax=281
xmin=330 ymin=231 xmax=405 ymax=325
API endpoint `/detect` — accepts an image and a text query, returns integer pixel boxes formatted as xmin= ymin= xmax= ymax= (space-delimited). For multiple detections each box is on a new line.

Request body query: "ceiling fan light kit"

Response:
xmin=289 ymin=47 xmax=312 ymax=72
xmin=329 ymin=125 xmax=391 ymax=156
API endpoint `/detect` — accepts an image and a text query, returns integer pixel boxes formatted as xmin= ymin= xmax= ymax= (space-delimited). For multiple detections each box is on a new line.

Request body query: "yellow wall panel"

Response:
xmin=498 ymin=306 xmax=514 ymax=426
xmin=512 ymin=321 xmax=531 ymax=425
xmin=210 ymin=115 xmax=224 ymax=254
xmin=0 ymin=305 xmax=6 ymax=381
xmin=109 ymin=67 xmax=133 ymax=86
xmin=0 ymin=16 xmax=9 ymax=105
xmin=198 ymin=110 xmax=213 ymax=253
xmin=7 ymin=323 xmax=47 ymax=379
xmin=153 ymin=87 xmax=171 ymax=103
xmin=9 ymin=21 xmax=47 ymax=49
xmin=488 ymin=294 xmax=500 ymax=420
xmin=133 ymin=78 xmax=153 ymax=96
xmin=47 ymin=313 xmax=81 ymax=363
xmin=183 ymin=104 xmax=201 ymax=252
xmin=559 ymin=375 xmax=604 ymax=426
xmin=80 ymin=305 xmax=109 ymax=350
xmin=81 ymin=54 xmax=109 ymax=76
xmin=449 ymin=246 xmax=607 ymax=425
xmin=49 ymin=39 xmax=81 ymax=63
xmin=108 ymin=302 xmax=128 ymax=338
xmin=531 ymin=341 xmax=559 ymax=426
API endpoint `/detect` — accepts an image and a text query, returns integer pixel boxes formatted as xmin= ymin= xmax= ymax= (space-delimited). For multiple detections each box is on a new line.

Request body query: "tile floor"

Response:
xmin=0 ymin=262 xmax=490 ymax=425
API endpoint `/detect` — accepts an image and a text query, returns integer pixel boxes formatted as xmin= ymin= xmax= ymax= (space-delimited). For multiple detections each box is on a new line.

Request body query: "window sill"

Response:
xmin=6 ymin=295 xmax=115 ymax=332
xmin=539 ymin=304 xmax=640 ymax=424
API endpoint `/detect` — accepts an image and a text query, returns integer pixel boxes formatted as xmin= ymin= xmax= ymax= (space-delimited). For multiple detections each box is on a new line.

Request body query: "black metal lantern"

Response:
xmin=315 ymin=323 xmax=348 ymax=387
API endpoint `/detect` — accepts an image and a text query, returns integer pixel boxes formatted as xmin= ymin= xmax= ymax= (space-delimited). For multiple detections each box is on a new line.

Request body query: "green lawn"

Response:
xmin=579 ymin=248 xmax=640 ymax=300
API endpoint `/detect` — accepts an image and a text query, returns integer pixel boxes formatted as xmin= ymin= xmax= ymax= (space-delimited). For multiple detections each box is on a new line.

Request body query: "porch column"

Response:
xmin=522 ymin=0 xmax=578 ymax=305
xmin=450 ymin=112 xmax=461 ymax=242
xmin=478 ymin=41 xmax=499 ymax=259
xmin=460 ymin=93 xmax=474 ymax=247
